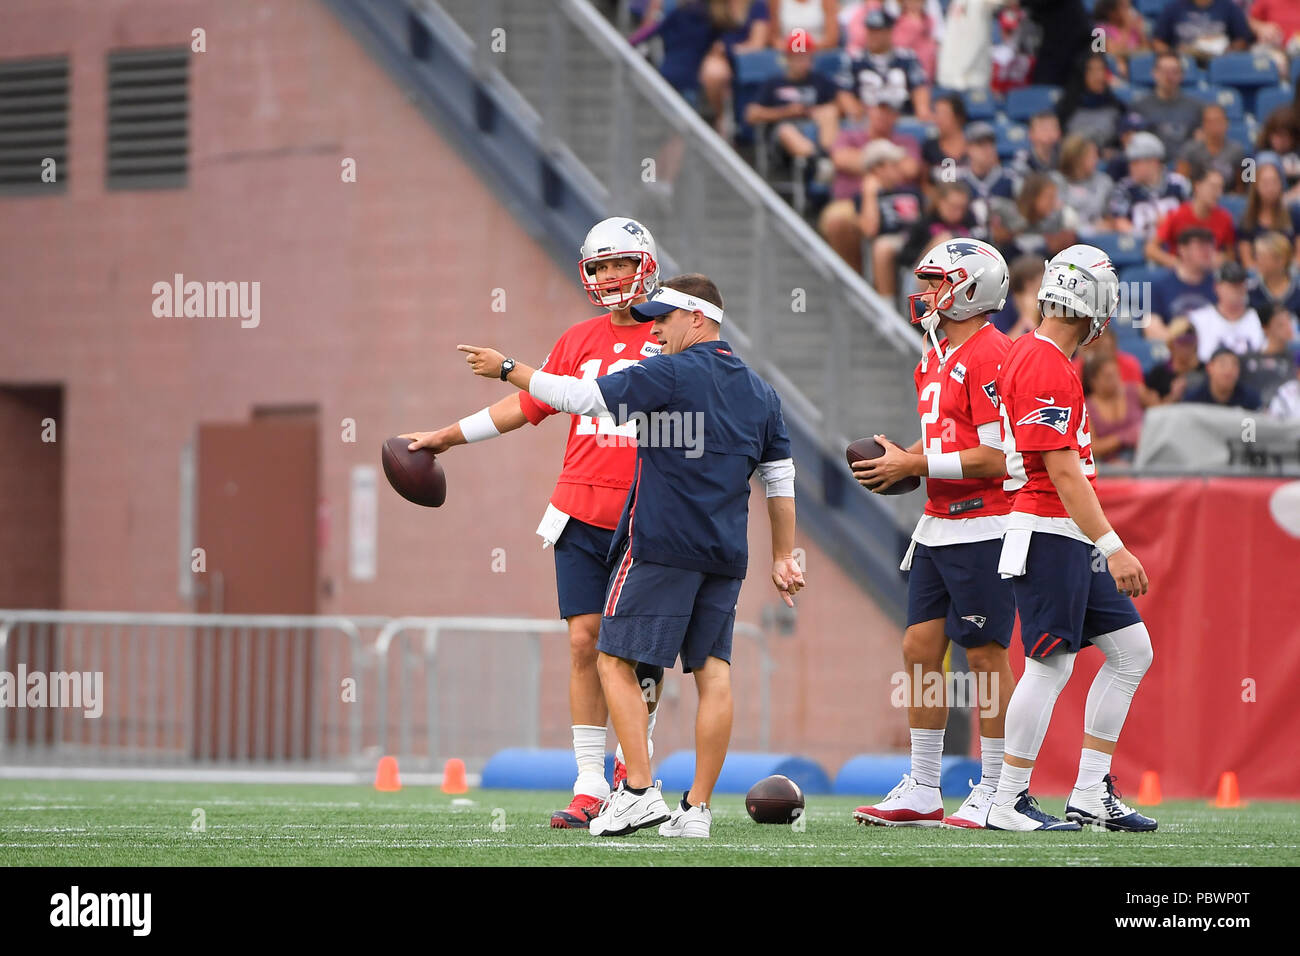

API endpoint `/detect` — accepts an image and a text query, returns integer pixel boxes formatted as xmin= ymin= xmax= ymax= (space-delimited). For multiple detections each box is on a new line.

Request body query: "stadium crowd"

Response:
xmin=621 ymin=0 xmax=1300 ymax=463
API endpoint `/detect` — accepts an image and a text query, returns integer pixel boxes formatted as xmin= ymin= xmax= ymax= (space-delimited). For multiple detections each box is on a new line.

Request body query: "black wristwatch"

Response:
xmin=499 ymin=357 xmax=516 ymax=381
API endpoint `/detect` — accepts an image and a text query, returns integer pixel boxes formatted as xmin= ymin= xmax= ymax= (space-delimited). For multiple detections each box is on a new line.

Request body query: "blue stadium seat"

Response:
xmin=1219 ymin=193 xmax=1248 ymax=224
xmin=1209 ymin=52 xmax=1279 ymax=90
xmin=1127 ymin=52 xmax=1156 ymax=87
xmin=1187 ymin=84 xmax=1244 ymax=120
xmin=1124 ymin=336 xmax=1158 ymax=371
xmin=812 ymin=49 xmax=847 ymax=82
xmin=732 ymin=49 xmax=782 ymax=143
xmin=963 ymin=87 xmax=998 ymax=121
xmin=1135 ymin=0 xmax=1168 ymax=17
xmin=1091 ymin=231 xmax=1147 ymax=269
xmin=1226 ymin=118 xmax=1254 ymax=151
xmin=1004 ymin=85 xmax=1062 ymax=122
xmin=1112 ymin=82 xmax=1137 ymax=106
xmin=995 ymin=121 xmax=1027 ymax=161
xmin=1117 ymin=265 xmax=1166 ymax=333
xmin=1255 ymin=86 xmax=1294 ymax=124
xmin=894 ymin=116 xmax=933 ymax=145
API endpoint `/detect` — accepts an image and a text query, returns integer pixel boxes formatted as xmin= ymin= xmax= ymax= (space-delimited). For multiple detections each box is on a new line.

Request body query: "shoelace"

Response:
xmin=1102 ymin=774 xmax=1138 ymax=817
xmin=885 ymin=773 xmax=917 ymax=801
xmin=1020 ymin=793 xmax=1060 ymax=823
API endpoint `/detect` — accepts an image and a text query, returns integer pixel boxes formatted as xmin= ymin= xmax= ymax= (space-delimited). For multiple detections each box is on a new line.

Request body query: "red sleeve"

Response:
xmin=1006 ymin=362 xmax=1079 ymax=453
xmin=517 ymin=332 xmax=570 ymax=425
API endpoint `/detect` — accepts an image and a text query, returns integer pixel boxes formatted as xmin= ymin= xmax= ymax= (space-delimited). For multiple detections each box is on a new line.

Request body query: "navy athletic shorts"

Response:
xmin=1012 ymin=532 xmax=1143 ymax=660
xmin=597 ymin=544 xmax=742 ymax=672
xmin=906 ymin=539 xmax=1015 ymax=649
xmin=553 ymin=518 xmax=616 ymax=619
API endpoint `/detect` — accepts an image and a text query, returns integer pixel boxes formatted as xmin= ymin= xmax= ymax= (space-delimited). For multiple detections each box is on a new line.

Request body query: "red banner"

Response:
xmin=1006 ymin=477 xmax=1300 ymax=799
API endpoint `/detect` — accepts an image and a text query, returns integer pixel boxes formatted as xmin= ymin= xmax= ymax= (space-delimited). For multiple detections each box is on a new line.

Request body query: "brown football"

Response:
xmin=846 ymin=437 xmax=921 ymax=496
xmin=745 ymin=774 xmax=805 ymax=824
xmin=381 ymin=437 xmax=447 ymax=507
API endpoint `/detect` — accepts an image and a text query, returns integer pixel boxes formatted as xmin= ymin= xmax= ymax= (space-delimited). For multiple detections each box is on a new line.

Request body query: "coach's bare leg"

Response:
xmin=688 ymin=656 xmax=733 ymax=807
xmin=903 ymin=618 xmax=948 ymax=731
xmin=965 ymin=642 xmax=1014 ymax=738
xmin=598 ymin=652 xmax=650 ymax=788
xmin=568 ymin=613 xmax=607 ymax=727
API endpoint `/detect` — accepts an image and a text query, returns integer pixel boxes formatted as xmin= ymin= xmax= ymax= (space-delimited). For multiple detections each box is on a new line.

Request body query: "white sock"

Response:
xmin=979 ymin=736 xmax=1004 ymax=789
xmin=993 ymin=762 xmax=1032 ymax=807
xmin=1074 ymin=748 xmax=1112 ymax=793
xmin=646 ymin=707 xmax=658 ymax=741
xmin=910 ymin=728 xmax=944 ymax=789
xmin=572 ymin=724 xmax=606 ymax=794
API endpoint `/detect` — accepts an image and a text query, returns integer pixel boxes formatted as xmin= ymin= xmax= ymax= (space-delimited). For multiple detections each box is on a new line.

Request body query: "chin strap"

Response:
xmin=920 ymin=316 xmax=945 ymax=373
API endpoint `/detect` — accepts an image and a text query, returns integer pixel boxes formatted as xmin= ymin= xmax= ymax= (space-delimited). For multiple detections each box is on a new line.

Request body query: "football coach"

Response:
xmin=458 ymin=273 xmax=804 ymax=839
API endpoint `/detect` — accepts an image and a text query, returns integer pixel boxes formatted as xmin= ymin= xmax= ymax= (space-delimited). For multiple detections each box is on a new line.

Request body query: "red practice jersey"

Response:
xmin=997 ymin=331 xmax=1096 ymax=519
xmin=518 ymin=314 xmax=663 ymax=529
xmin=914 ymin=322 xmax=1012 ymax=520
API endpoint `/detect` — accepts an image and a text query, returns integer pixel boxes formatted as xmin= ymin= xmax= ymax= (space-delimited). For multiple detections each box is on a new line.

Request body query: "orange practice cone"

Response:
xmin=1137 ymin=770 xmax=1162 ymax=806
xmin=441 ymin=758 xmax=468 ymax=794
xmin=374 ymin=755 xmax=401 ymax=791
xmin=1213 ymin=771 xmax=1241 ymax=808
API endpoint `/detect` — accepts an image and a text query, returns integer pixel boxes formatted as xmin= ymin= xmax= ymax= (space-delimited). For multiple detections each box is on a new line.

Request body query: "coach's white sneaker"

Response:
xmin=589 ymin=781 xmax=671 ymax=837
xmin=659 ymin=795 xmax=712 ymax=838
xmin=853 ymin=773 xmax=944 ymax=826
xmin=942 ymin=781 xmax=995 ymax=829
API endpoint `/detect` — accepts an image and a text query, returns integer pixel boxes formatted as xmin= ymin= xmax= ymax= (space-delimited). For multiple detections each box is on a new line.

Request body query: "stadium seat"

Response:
xmin=1208 ymin=52 xmax=1279 ymax=90
xmin=1124 ymin=335 xmax=1158 ymax=371
xmin=812 ymin=49 xmax=846 ymax=82
xmin=1127 ymin=52 xmax=1156 ymax=87
xmin=1091 ymin=231 xmax=1147 ymax=269
xmin=1117 ymin=265 xmax=1165 ymax=332
xmin=1112 ymin=82 xmax=1137 ymax=106
xmin=1188 ymin=84 xmax=1244 ymax=120
xmin=1219 ymin=193 xmax=1248 ymax=224
xmin=1004 ymin=85 xmax=1062 ymax=122
xmin=894 ymin=116 xmax=933 ymax=145
xmin=1135 ymin=0 xmax=1168 ymax=17
xmin=963 ymin=87 xmax=998 ymax=121
xmin=1255 ymin=86 xmax=1293 ymax=124
xmin=732 ymin=49 xmax=782 ymax=144
xmin=1226 ymin=118 xmax=1254 ymax=151
xmin=995 ymin=121 xmax=1027 ymax=161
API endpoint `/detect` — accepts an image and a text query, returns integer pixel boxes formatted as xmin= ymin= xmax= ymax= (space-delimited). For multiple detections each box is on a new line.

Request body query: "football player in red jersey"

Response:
xmin=986 ymin=244 xmax=1157 ymax=832
xmin=850 ymin=238 xmax=1017 ymax=829
xmin=401 ymin=217 xmax=667 ymax=828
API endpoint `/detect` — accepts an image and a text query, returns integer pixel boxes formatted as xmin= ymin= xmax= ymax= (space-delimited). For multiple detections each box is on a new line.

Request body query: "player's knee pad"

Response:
xmin=1093 ymin=622 xmax=1152 ymax=682
xmin=634 ymin=661 xmax=664 ymax=687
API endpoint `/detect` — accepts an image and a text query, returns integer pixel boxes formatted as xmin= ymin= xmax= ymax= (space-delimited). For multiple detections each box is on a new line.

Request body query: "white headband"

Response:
xmin=644 ymin=286 xmax=725 ymax=324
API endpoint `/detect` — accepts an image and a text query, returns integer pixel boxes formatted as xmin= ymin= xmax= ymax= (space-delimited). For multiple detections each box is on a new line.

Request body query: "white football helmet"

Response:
xmin=1037 ymin=244 xmax=1120 ymax=346
xmin=909 ymin=237 xmax=1009 ymax=366
xmin=578 ymin=217 xmax=659 ymax=309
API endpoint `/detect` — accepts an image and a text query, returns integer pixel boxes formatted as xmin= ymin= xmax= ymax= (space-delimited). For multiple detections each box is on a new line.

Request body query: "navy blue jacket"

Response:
xmin=596 ymin=339 xmax=791 ymax=578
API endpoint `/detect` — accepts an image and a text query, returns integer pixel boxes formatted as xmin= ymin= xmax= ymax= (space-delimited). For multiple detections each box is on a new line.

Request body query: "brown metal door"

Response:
xmin=193 ymin=418 xmax=318 ymax=759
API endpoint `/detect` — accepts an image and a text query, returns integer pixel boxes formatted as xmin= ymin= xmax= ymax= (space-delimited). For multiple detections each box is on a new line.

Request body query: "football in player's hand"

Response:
xmin=745 ymin=774 xmax=805 ymax=824
xmin=846 ymin=437 xmax=921 ymax=496
xmin=382 ymin=437 xmax=447 ymax=507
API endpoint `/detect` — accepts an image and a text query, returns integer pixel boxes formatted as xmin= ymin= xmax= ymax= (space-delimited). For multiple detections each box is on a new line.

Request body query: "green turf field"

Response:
xmin=1 ymin=779 xmax=1296 ymax=866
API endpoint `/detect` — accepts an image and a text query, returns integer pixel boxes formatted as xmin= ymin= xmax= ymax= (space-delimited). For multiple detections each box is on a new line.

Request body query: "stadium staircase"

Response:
xmin=323 ymin=0 xmax=928 ymax=620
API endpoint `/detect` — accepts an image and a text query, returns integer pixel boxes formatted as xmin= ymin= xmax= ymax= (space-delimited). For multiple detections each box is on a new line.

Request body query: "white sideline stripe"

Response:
xmin=0 ymin=766 xmax=481 ymax=787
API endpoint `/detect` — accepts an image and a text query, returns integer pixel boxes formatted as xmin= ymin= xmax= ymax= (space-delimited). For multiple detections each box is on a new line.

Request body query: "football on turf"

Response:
xmin=845 ymin=437 xmax=921 ymax=496
xmin=381 ymin=437 xmax=447 ymax=507
xmin=746 ymin=774 xmax=805 ymax=824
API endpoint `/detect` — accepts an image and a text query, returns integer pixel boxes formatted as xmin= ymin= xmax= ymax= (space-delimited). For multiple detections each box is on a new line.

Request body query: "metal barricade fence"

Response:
xmin=0 ymin=611 xmax=775 ymax=774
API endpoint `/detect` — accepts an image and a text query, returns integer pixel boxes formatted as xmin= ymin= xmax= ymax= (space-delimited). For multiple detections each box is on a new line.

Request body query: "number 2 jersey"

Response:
xmin=518 ymin=313 xmax=663 ymax=530
xmin=909 ymin=321 xmax=1011 ymax=550
xmin=996 ymin=330 xmax=1096 ymax=543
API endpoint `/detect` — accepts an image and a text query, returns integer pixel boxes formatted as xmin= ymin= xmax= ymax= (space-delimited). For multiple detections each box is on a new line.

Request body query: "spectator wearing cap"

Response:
xmin=1010 ymin=111 xmax=1062 ymax=178
xmin=746 ymin=31 xmax=843 ymax=170
xmin=1176 ymin=104 xmax=1248 ymax=193
xmin=934 ymin=0 xmax=1007 ymax=92
xmin=769 ymin=0 xmax=840 ymax=50
xmin=1106 ymin=131 xmax=1190 ymax=240
xmin=1134 ymin=52 xmax=1205 ymax=159
xmin=1267 ymin=352 xmax=1300 ymax=418
xmin=1248 ymin=231 xmax=1300 ymax=314
xmin=1182 ymin=346 xmax=1263 ymax=409
xmin=1188 ymin=261 xmax=1267 ymax=361
xmin=899 ymin=181 xmax=983 ymax=270
xmin=1057 ymin=53 xmax=1126 ymax=150
xmin=920 ymin=94 xmax=968 ymax=190
xmin=1237 ymin=157 xmax=1300 ymax=268
xmin=1052 ymin=135 xmax=1115 ymax=237
xmin=856 ymin=139 xmax=926 ymax=296
xmin=1148 ymin=166 xmax=1235 ymax=268
xmin=959 ymin=122 xmax=1018 ymax=230
xmin=989 ymin=171 xmax=1079 ymax=260
xmin=837 ymin=8 xmax=932 ymax=121
xmin=1093 ymin=0 xmax=1151 ymax=77
xmin=1146 ymin=227 xmax=1218 ymax=342
xmin=1084 ymin=352 xmax=1145 ymax=465
xmin=992 ymin=255 xmax=1046 ymax=339
xmin=1153 ymin=0 xmax=1253 ymax=62
xmin=1145 ymin=323 xmax=1204 ymax=402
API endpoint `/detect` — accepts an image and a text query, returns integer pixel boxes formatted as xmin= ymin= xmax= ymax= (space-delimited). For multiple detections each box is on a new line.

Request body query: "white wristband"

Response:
xmin=457 ymin=407 xmax=500 ymax=443
xmin=926 ymin=451 xmax=963 ymax=480
xmin=1095 ymin=531 xmax=1123 ymax=558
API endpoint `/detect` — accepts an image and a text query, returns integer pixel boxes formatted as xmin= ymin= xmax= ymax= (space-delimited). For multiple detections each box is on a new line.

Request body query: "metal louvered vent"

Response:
xmin=107 ymin=47 xmax=188 ymax=190
xmin=0 ymin=56 xmax=70 ymax=195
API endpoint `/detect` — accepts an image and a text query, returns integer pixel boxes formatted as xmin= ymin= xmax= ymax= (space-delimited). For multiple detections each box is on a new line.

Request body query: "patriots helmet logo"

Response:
xmin=1015 ymin=405 xmax=1072 ymax=435
xmin=945 ymin=239 xmax=999 ymax=264
xmin=622 ymin=220 xmax=649 ymax=245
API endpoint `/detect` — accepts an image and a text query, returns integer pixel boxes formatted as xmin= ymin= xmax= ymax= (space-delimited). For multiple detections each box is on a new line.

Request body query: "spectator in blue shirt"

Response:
xmin=1182 ymin=346 xmax=1263 ymax=408
xmin=1145 ymin=226 xmax=1218 ymax=341
xmin=1153 ymin=0 xmax=1253 ymax=61
xmin=744 ymin=31 xmax=841 ymax=168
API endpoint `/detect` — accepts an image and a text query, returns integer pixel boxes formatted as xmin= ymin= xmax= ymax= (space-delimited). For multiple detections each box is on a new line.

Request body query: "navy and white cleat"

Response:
xmin=987 ymin=790 xmax=1082 ymax=831
xmin=1066 ymin=774 xmax=1158 ymax=832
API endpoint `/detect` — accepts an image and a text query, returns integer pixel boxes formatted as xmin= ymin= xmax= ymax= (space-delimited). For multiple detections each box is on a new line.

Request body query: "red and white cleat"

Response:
xmin=550 ymin=793 xmax=605 ymax=829
xmin=942 ymin=782 xmax=995 ymax=828
xmin=853 ymin=773 xmax=944 ymax=827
